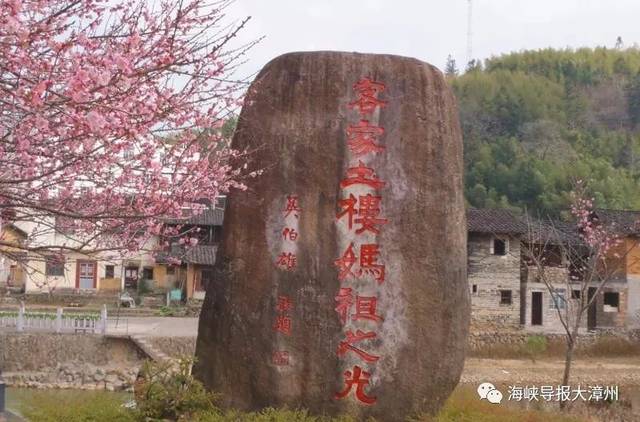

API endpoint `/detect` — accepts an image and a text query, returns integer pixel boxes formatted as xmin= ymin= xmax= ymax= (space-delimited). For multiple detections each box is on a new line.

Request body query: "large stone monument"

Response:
xmin=194 ymin=51 xmax=469 ymax=421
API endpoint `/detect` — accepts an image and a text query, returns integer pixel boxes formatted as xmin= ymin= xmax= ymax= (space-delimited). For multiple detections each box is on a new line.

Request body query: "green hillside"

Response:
xmin=450 ymin=47 xmax=640 ymax=213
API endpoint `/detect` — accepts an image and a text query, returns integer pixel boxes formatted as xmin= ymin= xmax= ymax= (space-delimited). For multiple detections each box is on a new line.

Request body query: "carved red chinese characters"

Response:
xmin=335 ymin=365 xmax=377 ymax=405
xmin=273 ymin=194 xmax=302 ymax=365
xmin=337 ymin=330 xmax=380 ymax=363
xmin=334 ymin=77 xmax=389 ymax=405
xmin=194 ymin=52 xmax=469 ymax=422
xmin=340 ymin=161 xmax=386 ymax=190
xmin=346 ymin=120 xmax=385 ymax=156
xmin=349 ymin=77 xmax=388 ymax=116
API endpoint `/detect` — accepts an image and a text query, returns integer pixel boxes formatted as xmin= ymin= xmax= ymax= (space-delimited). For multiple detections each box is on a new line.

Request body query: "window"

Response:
xmin=45 ymin=256 xmax=65 ymax=276
xmin=142 ymin=267 xmax=154 ymax=280
xmin=123 ymin=147 xmax=134 ymax=160
xmin=571 ymin=290 xmax=581 ymax=299
xmin=105 ymin=265 xmax=115 ymax=279
xmin=550 ymin=289 xmax=566 ymax=309
xmin=500 ymin=290 xmax=512 ymax=305
xmin=215 ymin=196 xmax=227 ymax=209
xmin=604 ymin=292 xmax=620 ymax=312
xmin=166 ymin=266 xmax=175 ymax=275
xmin=493 ymin=238 xmax=507 ymax=256
xmin=472 ymin=284 xmax=478 ymax=294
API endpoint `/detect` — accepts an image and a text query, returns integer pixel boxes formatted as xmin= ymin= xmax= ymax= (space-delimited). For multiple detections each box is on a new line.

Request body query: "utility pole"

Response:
xmin=467 ymin=0 xmax=473 ymax=65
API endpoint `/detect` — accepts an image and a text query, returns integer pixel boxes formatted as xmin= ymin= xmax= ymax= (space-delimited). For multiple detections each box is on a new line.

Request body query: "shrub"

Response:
xmin=521 ymin=335 xmax=548 ymax=361
xmin=133 ymin=357 xmax=219 ymax=421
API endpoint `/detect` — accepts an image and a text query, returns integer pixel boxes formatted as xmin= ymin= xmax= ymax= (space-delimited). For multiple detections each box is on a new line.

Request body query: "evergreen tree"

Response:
xmin=453 ymin=47 xmax=640 ymax=213
xmin=444 ymin=55 xmax=458 ymax=77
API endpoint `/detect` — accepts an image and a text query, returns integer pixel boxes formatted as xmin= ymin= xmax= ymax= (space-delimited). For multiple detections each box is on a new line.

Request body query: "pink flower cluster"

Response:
xmin=570 ymin=181 xmax=620 ymax=257
xmin=0 ymin=0 xmax=252 ymax=256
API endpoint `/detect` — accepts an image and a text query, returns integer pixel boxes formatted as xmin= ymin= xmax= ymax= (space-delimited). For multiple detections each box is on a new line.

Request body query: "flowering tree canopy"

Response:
xmin=0 ymin=0 xmax=256 ymax=260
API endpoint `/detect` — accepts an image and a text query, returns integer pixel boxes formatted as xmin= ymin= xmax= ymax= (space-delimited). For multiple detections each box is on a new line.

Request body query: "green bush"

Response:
xmin=134 ymin=357 xmax=218 ymax=421
xmin=521 ymin=335 xmax=548 ymax=361
xmin=157 ymin=305 xmax=176 ymax=317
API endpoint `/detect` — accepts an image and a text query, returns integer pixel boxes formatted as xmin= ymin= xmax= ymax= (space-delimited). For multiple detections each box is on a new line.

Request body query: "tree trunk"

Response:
xmin=560 ymin=340 xmax=575 ymax=410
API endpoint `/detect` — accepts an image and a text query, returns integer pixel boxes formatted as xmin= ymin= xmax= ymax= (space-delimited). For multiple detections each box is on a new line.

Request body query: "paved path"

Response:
xmin=106 ymin=316 xmax=198 ymax=338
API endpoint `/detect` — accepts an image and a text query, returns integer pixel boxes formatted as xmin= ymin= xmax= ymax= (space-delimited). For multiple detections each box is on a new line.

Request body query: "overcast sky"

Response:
xmin=225 ymin=0 xmax=640 ymax=79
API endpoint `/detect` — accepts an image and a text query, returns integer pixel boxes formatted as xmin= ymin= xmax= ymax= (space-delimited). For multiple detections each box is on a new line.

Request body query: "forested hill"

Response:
xmin=450 ymin=47 xmax=640 ymax=214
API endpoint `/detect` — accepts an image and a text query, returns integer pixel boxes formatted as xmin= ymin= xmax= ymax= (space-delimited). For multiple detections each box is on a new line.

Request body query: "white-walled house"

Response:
xmin=15 ymin=216 xmax=157 ymax=293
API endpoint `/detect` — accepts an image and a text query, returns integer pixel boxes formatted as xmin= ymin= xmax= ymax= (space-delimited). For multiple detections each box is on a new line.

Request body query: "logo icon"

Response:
xmin=477 ymin=382 xmax=503 ymax=404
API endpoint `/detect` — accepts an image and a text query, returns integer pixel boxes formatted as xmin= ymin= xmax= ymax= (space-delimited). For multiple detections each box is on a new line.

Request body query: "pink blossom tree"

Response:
xmin=0 ymin=0 xmax=257 ymax=270
xmin=523 ymin=181 xmax=629 ymax=408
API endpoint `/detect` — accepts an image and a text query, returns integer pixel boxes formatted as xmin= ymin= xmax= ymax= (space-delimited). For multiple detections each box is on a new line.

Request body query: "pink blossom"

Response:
xmin=0 ymin=0 xmax=250 ymax=262
xmin=35 ymin=116 xmax=49 ymax=131
xmin=86 ymin=111 xmax=107 ymax=133
xmin=114 ymin=55 xmax=131 ymax=73
xmin=96 ymin=70 xmax=111 ymax=86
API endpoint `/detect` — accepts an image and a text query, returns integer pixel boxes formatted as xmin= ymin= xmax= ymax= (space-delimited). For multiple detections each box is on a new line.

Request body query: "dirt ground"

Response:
xmin=461 ymin=357 xmax=640 ymax=385
xmin=460 ymin=358 xmax=640 ymax=421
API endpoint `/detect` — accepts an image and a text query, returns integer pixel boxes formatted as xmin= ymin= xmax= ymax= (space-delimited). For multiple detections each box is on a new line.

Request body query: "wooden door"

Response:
xmin=124 ymin=267 xmax=139 ymax=289
xmin=531 ymin=291 xmax=543 ymax=326
xmin=198 ymin=269 xmax=215 ymax=292
xmin=76 ymin=261 xmax=96 ymax=289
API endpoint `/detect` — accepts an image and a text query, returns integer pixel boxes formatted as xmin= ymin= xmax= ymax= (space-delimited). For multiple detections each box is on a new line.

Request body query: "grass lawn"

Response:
xmin=7 ymin=385 xmax=593 ymax=422
xmin=433 ymin=386 xmax=584 ymax=422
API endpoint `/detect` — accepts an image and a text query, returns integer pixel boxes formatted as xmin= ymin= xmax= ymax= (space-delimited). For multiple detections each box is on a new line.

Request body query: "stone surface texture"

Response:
xmin=194 ymin=51 xmax=469 ymax=421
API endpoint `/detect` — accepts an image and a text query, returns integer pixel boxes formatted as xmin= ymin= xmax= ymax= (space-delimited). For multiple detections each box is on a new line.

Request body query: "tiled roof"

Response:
xmin=467 ymin=208 xmax=527 ymax=234
xmin=165 ymin=208 xmax=224 ymax=226
xmin=591 ymin=209 xmax=640 ymax=236
xmin=525 ymin=218 xmax=584 ymax=246
xmin=185 ymin=245 xmax=218 ymax=266
xmin=468 ymin=207 xmax=640 ymax=244
xmin=156 ymin=245 xmax=218 ymax=266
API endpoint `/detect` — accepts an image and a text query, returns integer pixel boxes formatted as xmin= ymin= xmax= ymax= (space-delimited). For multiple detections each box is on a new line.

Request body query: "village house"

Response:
xmin=18 ymin=215 xmax=123 ymax=293
xmin=0 ymin=222 xmax=28 ymax=291
xmin=467 ymin=208 xmax=527 ymax=331
xmin=122 ymin=203 xmax=225 ymax=300
xmin=587 ymin=210 xmax=640 ymax=329
xmin=520 ymin=210 xmax=640 ymax=333
xmin=16 ymin=201 xmax=224 ymax=301
xmin=156 ymin=206 xmax=224 ymax=300
xmin=467 ymin=208 xmax=640 ymax=334
xmin=520 ymin=219 xmax=581 ymax=333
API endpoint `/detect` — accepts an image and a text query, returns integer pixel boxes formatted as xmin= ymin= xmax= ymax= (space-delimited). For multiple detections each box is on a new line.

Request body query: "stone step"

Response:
xmin=130 ymin=335 xmax=174 ymax=364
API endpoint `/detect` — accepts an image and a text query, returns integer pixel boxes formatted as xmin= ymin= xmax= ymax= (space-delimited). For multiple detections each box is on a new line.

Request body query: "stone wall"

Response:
xmin=3 ymin=363 xmax=139 ymax=391
xmin=468 ymin=328 xmax=636 ymax=352
xmin=0 ymin=333 xmax=145 ymax=391
xmin=596 ymin=282 xmax=627 ymax=328
xmin=149 ymin=336 xmax=196 ymax=359
xmin=522 ymin=276 xmax=627 ymax=333
xmin=468 ymin=233 xmax=521 ymax=330
xmin=521 ymin=281 xmax=581 ymax=333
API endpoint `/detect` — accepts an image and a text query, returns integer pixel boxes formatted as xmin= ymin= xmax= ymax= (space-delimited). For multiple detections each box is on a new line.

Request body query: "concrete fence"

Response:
xmin=0 ymin=302 xmax=107 ymax=335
